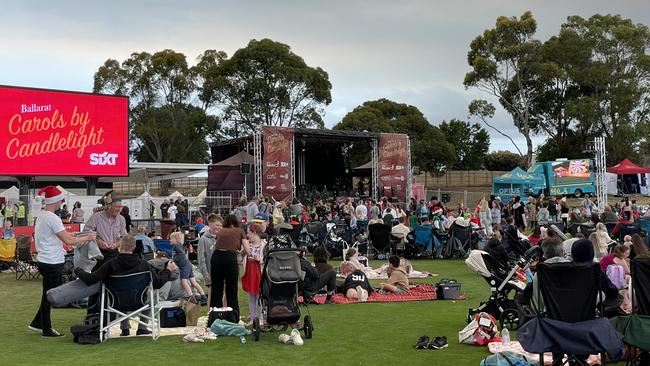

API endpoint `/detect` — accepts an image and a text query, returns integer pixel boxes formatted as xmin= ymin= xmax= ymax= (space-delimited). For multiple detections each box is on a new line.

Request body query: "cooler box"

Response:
xmin=160 ymin=307 xmax=186 ymax=328
xmin=436 ymin=278 xmax=461 ymax=300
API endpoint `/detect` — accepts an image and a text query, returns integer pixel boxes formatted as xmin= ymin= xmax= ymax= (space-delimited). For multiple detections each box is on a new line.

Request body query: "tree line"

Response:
xmin=93 ymin=12 xmax=650 ymax=175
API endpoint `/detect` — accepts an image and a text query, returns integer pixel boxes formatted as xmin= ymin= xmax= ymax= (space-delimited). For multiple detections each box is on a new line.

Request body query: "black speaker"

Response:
xmin=240 ymin=163 xmax=252 ymax=174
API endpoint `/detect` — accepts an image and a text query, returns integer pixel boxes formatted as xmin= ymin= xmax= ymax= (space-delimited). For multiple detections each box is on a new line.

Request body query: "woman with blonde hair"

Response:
xmin=478 ymin=197 xmax=492 ymax=235
xmin=594 ymin=222 xmax=612 ymax=258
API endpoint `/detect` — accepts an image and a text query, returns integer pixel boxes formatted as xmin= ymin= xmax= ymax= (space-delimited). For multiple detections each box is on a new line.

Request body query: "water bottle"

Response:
xmin=502 ymin=328 xmax=510 ymax=345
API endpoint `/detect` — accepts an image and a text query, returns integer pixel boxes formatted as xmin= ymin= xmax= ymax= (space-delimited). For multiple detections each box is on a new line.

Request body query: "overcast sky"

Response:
xmin=2 ymin=0 xmax=649 ymax=152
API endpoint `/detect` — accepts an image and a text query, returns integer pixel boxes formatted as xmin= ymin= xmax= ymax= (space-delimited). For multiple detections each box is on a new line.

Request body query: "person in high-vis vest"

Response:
xmin=5 ymin=204 xmax=14 ymax=224
xmin=16 ymin=201 xmax=26 ymax=226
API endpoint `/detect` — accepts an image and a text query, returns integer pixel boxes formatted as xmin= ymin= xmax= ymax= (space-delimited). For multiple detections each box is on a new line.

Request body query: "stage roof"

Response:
xmin=210 ymin=128 xmax=379 ymax=147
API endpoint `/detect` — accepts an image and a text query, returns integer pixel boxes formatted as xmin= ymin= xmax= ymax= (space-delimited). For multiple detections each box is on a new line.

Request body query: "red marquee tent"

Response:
xmin=606 ymin=158 xmax=650 ymax=175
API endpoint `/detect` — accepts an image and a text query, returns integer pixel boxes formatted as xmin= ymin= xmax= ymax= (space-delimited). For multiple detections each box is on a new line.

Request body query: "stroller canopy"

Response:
xmin=465 ymin=250 xmax=491 ymax=277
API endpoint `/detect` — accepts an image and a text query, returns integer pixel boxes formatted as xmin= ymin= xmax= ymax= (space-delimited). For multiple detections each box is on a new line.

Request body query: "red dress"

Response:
xmin=241 ymin=259 xmax=262 ymax=295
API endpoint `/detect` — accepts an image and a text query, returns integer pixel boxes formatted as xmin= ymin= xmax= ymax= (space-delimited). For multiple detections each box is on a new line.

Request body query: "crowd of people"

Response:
xmin=24 ymin=183 xmax=650 ymax=347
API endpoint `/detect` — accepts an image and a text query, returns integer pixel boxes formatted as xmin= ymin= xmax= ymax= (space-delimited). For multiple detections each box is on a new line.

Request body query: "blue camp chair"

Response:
xmin=153 ymin=239 xmax=173 ymax=257
xmin=414 ymin=224 xmax=434 ymax=256
xmin=638 ymin=219 xmax=650 ymax=235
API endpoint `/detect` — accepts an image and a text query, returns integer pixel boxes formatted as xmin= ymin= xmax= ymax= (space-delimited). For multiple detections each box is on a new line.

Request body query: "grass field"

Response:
xmin=0 ymin=259 xmax=626 ymax=366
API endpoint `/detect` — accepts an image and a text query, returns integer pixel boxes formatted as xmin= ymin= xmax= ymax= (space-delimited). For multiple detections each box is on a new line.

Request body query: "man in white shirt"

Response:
xmin=29 ymin=186 xmax=96 ymax=338
xmin=167 ymin=203 xmax=178 ymax=221
xmin=355 ymin=200 xmax=368 ymax=221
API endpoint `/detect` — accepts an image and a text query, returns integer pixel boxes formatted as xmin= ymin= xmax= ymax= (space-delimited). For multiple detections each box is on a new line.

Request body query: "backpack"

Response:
xmin=606 ymin=264 xmax=627 ymax=290
xmin=71 ymin=314 xmax=100 ymax=344
xmin=480 ymin=351 xmax=534 ymax=366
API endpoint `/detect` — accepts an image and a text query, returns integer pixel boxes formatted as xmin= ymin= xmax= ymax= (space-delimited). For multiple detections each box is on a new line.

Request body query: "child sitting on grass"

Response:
xmin=170 ymin=231 xmax=207 ymax=303
xmin=379 ymin=255 xmax=410 ymax=294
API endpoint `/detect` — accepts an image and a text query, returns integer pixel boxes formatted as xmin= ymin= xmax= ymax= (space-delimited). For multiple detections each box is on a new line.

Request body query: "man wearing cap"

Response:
xmin=85 ymin=191 xmax=127 ymax=266
xmin=29 ymin=186 xmax=97 ymax=338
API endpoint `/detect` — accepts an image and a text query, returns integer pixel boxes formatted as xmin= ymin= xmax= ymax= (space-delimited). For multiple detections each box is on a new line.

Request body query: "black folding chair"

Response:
xmin=518 ymin=262 xmax=624 ymax=366
xmin=367 ymin=223 xmax=391 ymax=259
xmin=611 ymin=258 xmax=650 ymax=366
xmin=15 ymin=235 xmax=39 ymax=280
xmin=99 ymin=271 xmax=160 ymax=342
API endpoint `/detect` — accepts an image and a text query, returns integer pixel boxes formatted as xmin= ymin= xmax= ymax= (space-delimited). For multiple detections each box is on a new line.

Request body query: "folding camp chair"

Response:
xmin=99 ymin=271 xmax=161 ymax=342
xmin=412 ymin=224 xmax=434 ymax=258
xmin=637 ymin=219 xmax=650 ymax=236
xmin=518 ymin=262 xmax=624 ymax=366
xmin=367 ymin=223 xmax=391 ymax=259
xmin=610 ymin=257 xmax=650 ymax=366
xmin=15 ymin=235 xmax=39 ymax=280
xmin=618 ymin=223 xmax=640 ymax=242
xmin=0 ymin=238 xmax=16 ymax=263
xmin=153 ymin=239 xmax=173 ymax=257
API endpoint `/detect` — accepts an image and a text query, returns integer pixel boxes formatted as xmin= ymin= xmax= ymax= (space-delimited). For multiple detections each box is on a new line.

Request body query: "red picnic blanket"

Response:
xmin=300 ymin=283 xmax=439 ymax=304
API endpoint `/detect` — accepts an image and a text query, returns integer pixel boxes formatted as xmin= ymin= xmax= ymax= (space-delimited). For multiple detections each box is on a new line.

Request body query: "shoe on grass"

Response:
xmin=324 ymin=298 xmax=336 ymax=305
xmin=42 ymin=329 xmax=64 ymax=338
xmin=278 ymin=333 xmax=291 ymax=344
xmin=28 ymin=325 xmax=43 ymax=334
xmin=429 ymin=336 xmax=448 ymax=350
xmin=136 ymin=329 xmax=152 ymax=336
xmin=290 ymin=329 xmax=303 ymax=346
xmin=415 ymin=335 xmax=430 ymax=349
xmin=183 ymin=333 xmax=204 ymax=343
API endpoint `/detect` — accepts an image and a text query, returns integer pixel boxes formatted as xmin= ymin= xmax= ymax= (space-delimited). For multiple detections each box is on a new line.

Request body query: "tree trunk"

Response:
xmin=159 ymin=180 xmax=171 ymax=196
xmin=524 ymin=134 xmax=534 ymax=168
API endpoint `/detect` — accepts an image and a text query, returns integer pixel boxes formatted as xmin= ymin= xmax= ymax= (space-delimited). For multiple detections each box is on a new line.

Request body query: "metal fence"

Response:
xmin=424 ymin=188 xmax=492 ymax=210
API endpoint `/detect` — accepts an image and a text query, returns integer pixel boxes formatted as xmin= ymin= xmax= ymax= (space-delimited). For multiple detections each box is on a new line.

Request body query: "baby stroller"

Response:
xmin=252 ymin=235 xmax=313 ymax=341
xmin=466 ymin=250 xmax=533 ymax=331
xmin=324 ymin=222 xmax=348 ymax=259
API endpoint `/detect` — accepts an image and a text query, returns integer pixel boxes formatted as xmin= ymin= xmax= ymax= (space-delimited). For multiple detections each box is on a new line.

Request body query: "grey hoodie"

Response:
xmin=198 ymin=230 xmax=217 ymax=285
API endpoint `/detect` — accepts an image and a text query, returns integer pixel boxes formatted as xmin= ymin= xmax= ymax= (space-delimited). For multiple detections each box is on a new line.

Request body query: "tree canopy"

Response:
xmin=334 ymin=99 xmax=456 ymax=176
xmin=201 ymin=39 xmax=332 ymax=137
xmin=93 ymin=39 xmax=332 ymax=162
xmin=439 ymin=119 xmax=490 ymax=170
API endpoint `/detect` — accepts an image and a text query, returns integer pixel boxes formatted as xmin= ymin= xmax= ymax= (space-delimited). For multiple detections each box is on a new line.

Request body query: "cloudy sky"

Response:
xmin=2 ymin=0 xmax=649 ymax=152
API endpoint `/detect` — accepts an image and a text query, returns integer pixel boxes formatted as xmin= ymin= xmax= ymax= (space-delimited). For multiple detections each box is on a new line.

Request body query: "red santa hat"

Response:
xmin=38 ymin=185 xmax=65 ymax=205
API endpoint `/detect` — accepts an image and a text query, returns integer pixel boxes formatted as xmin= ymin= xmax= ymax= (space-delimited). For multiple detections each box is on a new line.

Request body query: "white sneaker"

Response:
xmin=290 ymin=329 xmax=303 ymax=346
xmin=183 ymin=333 xmax=204 ymax=343
xmin=356 ymin=286 xmax=368 ymax=302
xmin=278 ymin=333 xmax=291 ymax=344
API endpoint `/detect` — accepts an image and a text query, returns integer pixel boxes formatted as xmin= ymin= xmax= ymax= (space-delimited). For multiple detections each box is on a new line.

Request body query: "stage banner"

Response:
xmin=262 ymin=126 xmax=294 ymax=202
xmin=0 ymin=85 xmax=129 ymax=176
xmin=378 ymin=133 xmax=409 ymax=201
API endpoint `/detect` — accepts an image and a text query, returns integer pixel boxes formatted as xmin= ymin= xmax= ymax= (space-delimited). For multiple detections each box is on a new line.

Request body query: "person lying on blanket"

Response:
xmin=339 ymin=262 xmax=374 ymax=300
xmin=379 ymin=255 xmax=410 ymax=294
xmin=345 ymin=248 xmax=366 ymax=271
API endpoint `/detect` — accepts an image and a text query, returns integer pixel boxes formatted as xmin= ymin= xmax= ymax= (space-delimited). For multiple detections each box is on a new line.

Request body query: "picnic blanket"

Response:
xmin=300 ymin=283 xmax=439 ymax=304
xmin=488 ymin=341 xmax=601 ymax=365
xmin=338 ymin=263 xmax=435 ymax=280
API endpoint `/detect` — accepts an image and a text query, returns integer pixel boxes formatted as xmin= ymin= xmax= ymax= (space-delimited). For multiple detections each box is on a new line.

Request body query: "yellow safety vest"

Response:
xmin=17 ymin=204 xmax=25 ymax=218
xmin=5 ymin=207 xmax=14 ymax=217
xmin=152 ymin=207 xmax=158 ymax=218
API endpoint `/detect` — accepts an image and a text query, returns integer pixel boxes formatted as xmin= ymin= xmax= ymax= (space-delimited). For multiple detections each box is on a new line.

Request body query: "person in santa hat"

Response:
xmin=29 ymin=186 xmax=97 ymax=338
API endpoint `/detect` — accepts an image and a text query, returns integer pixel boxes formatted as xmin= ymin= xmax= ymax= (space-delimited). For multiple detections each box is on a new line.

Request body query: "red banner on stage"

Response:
xmin=262 ymin=126 xmax=294 ymax=202
xmin=0 ymin=85 xmax=129 ymax=176
xmin=378 ymin=134 xmax=409 ymax=201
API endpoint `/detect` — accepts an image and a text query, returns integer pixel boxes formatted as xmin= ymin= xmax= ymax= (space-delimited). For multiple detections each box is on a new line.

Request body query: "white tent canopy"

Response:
xmin=0 ymin=186 xmax=20 ymax=200
xmin=168 ymin=191 xmax=184 ymax=200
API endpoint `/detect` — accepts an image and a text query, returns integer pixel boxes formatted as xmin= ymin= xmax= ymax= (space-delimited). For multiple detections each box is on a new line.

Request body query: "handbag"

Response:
xmin=180 ymin=297 xmax=200 ymax=326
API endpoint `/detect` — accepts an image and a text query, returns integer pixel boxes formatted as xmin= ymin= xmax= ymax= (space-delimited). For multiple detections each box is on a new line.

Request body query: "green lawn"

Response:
xmin=0 ymin=260 xmax=625 ymax=365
